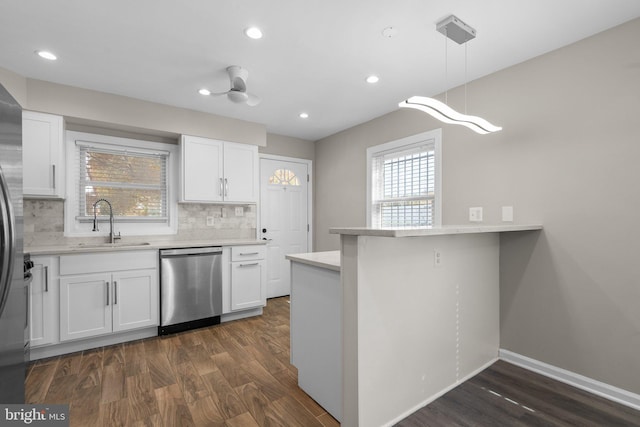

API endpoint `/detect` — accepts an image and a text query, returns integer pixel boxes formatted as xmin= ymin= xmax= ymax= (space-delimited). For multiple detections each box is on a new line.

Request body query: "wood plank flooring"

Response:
xmin=26 ymin=297 xmax=339 ymax=427
xmin=395 ymin=360 xmax=640 ymax=427
xmin=27 ymin=296 xmax=640 ymax=426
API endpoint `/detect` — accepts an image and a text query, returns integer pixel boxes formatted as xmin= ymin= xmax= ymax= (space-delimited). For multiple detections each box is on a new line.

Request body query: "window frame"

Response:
xmin=64 ymin=130 xmax=179 ymax=237
xmin=366 ymin=129 xmax=442 ymax=228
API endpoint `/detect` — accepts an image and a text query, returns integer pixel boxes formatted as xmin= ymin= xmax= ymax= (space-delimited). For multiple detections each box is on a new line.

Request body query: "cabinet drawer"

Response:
xmin=231 ymin=245 xmax=265 ymax=262
xmin=60 ymin=250 xmax=157 ymax=275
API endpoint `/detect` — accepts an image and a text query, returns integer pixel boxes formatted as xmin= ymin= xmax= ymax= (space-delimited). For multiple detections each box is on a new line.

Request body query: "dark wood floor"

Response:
xmin=395 ymin=360 xmax=640 ymax=427
xmin=27 ymin=296 xmax=640 ymax=427
xmin=26 ymin=297 xmax=339 ymax=427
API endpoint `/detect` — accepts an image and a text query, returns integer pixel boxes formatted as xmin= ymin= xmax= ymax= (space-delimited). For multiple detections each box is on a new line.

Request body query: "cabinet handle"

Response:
xmin=219 ymin=178 xmax=223 ymax=197
xmin=106 ymin=282 xmax=110 ymax=306
xmin=44 ymin=266 xmax=48 ymax=292
xmin=52 ymin=164 xmax=56 ymax=189
xmin=239 ymin=262 xmax=259 ymax=267
xmin=224 ymin=178 xmax=229 ymax=197
xmin=25 ymin=284 xmax=28 ymax=330
xmin=240 ymin=252 xmax=259 ymax=256
xmin=114 ymin=281 xmax=118 ymax=305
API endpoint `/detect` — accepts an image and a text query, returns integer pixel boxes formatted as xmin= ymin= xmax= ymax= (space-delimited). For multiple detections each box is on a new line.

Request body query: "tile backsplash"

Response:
xmin=24 ymin=199 xmax=257 ymax=247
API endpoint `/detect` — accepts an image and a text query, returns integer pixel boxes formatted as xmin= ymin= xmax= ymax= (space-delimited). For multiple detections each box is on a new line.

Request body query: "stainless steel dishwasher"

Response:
xmin=159 ymin=246 xmax=223 ymax=335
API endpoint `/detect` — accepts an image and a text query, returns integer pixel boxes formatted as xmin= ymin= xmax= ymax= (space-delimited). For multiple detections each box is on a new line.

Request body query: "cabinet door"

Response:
xmin=181 ymin=135 xmax=224 ymax=202
xmin=230 ymin=260 xmax=265 ymax=311
xmin=224 ymin=141 xmax=258 ymax=203
xmin=22 ymin=111 xmax=64 ymax=198
xmin=29 ymin=259 xmax=55 ymax=347
xmin=60 ymin=273 xmax=112 ymax=341
xmin=112 ymin=269 xmax=158 ymax=332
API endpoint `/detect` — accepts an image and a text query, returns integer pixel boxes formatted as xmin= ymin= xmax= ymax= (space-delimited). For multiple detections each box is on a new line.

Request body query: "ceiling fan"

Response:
xmin=200 ymin=65 xmax=261 ymax=106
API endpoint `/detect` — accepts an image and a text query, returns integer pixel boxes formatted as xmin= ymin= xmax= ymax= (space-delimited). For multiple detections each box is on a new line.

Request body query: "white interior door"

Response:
xmin=260 ymin=158 xmax=309 ymax=298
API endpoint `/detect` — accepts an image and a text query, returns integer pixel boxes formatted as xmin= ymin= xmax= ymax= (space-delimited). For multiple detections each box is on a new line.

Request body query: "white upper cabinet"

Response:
xmin=224 ymin=141 xmax=259 ymax=202
xmin=180 ymin=135 xmax=258 ymax=203
xmin=181 ymin=136 xmax=224 ymax=202
xmin=22 ymin=111 xmax=64 ymax=198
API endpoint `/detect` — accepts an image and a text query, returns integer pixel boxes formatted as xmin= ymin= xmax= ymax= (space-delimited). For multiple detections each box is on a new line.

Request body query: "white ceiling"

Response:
xmin=2 ymin=1 xmax=640 ymax=141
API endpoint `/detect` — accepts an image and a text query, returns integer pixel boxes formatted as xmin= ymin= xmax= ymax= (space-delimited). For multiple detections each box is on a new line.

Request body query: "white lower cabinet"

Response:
xmin=228 ymin=245 xmax=266 ymax=312
xmin=60 ymin=273 xmax=111 ymax=341
xmin=112 ymin=269 xmax=158 ymax=332
xmin=231 ymin=261 xmax=265 ymax=311
xmin=59 ymin=251 xmax=158 ymax=342
xmin=29 ymin=256 xmax=58 ymax=347
xmin=59 ymin=269 xmax=158 ymax=341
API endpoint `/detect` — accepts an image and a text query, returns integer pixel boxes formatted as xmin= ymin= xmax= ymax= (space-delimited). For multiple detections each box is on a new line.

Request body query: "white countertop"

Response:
xmin=286 ymin=251 xmax=341 ymax=272
xmin=26 ymin=239 xmax=265 ymax=256
xmin=329 ymin=224 xmax=542 ymax=238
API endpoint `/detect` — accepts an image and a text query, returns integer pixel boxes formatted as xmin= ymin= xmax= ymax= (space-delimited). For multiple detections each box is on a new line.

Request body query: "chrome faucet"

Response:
xmin=92 ymin=198 xmax=121 ymax=244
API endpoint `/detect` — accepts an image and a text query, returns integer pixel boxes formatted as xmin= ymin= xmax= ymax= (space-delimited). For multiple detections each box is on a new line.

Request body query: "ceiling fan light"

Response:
xmin=245 ymin=27 xmax=263 ymax=39
xmin=399 ymin=96 xmax=502 ymax=134
xmin=36 ymin=50 xmax=57 ymax=60
xmin=198 ymin=88 xmax=211 ymax=96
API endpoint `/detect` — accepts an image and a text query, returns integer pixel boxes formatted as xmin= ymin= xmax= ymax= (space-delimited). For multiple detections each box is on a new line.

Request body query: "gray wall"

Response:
xmin=0 ymin=73 xmax=266 ymax=146
xmin=260 ymin=133 xmax=315 ymax=160
xmin=0 ymin=67 xmax=27 ymax=106
xmin=315 ymin=18 xmax=640 ymax=394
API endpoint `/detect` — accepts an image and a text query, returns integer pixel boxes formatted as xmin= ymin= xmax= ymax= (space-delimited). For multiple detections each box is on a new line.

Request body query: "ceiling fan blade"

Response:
xmin=208 ymin=91 xmax=230 ymax=97
xmin=227 ymin=90 xmax=249 ymax=103
xmin=246 ymin=93 xmax=261 ymax=106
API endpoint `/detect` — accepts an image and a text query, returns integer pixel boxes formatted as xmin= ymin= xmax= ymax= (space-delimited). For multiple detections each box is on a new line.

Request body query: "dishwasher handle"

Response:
xmin=160 ymin=247 xmax=223 ymax=257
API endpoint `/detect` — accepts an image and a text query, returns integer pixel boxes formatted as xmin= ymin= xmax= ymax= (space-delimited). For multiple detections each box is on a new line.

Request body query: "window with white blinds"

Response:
xmin=367 ymin=129 xmax=442 ymax=228
xmin=78 ymin=142 xmax=169 ymax=221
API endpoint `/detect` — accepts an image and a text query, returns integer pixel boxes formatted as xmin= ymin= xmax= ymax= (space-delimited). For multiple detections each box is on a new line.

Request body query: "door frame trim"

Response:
xmin=258 ymin=154 xmax=313 ymax=252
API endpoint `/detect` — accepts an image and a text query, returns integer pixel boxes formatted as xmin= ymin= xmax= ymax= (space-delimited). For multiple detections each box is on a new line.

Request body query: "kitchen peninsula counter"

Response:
xmin=329 ymin=223 xmax=542 ymax=427
xmin=285 ymin=250 xmax=340 ymax=271
xmin=330 ymin=223 xmax=542 ymax=237
xmin=286 ymin=250 xmax=342 ymax=421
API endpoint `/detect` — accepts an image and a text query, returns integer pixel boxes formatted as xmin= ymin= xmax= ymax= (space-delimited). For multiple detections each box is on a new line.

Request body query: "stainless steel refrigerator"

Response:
xmin=0 ymin=82 xmax=26 ymax=403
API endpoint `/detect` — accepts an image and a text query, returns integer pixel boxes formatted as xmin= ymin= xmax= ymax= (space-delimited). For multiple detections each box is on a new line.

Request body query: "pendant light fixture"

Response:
xmin=399 ymin=15 xmax=502 ymax=134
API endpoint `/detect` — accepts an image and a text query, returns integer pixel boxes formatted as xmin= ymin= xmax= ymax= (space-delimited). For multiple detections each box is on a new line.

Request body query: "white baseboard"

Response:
xmin=499 ymin=349 xmax=640 ymax=411
xmin=30 ymin=327 xmax=157 ymax=361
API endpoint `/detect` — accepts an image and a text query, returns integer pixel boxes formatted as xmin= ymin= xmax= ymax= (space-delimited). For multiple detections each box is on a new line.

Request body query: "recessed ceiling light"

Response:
xmin=198 ymin=88 xmax=211 ymax=96
xmin=366 ymin=75 xmax=380 ymax=84
xmin=381 ymin=26 xmax=398 ymax=38
xmin=299 ymin=112 xmax=309 ymax=119
xmin=36 ymin=50 xmax=57 ymax=60
xmin=245 ymin=27 xmax=263 ymax=39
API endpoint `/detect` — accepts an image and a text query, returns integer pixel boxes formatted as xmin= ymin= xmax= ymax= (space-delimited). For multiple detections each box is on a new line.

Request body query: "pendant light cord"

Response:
xmin=464 ymin=41 xmax=468 ymax=114
xmin=444 ymin=28 xmax=448 ymax=105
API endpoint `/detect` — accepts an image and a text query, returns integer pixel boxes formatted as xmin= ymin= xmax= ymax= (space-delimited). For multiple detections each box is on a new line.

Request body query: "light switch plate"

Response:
xmin=469 ymin=207 xmax=483 ymax=222
xmin=235 ymin=206 xmax=244 ymax=216
xmin=502 ymin=206 xmax=514 ymax=222
xmin=206 ymin=216 xmax=214 ymax=226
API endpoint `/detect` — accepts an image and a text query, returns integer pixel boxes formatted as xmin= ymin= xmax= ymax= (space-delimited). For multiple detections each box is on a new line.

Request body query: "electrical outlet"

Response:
xmin=469 ymin=207 xmax=483 ymax=222
xmin=434 ymin=249 xmax=442 ymax=267
xmin=206 ymin=216 xmax=214 ymax=226
xmin=235 ymin=206 xmax=244 ymax=216
xmin=502 ymin=206 xmax=514 ymax=222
